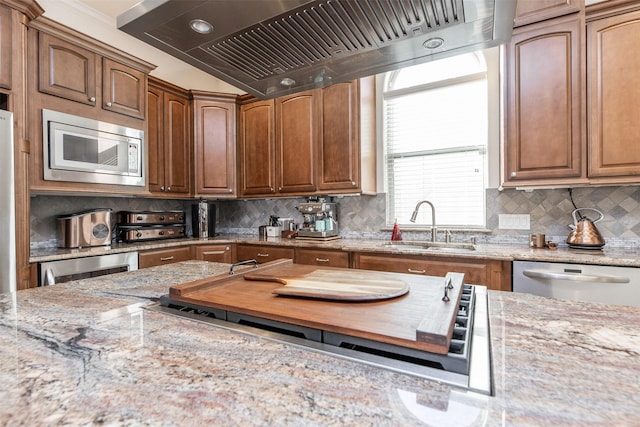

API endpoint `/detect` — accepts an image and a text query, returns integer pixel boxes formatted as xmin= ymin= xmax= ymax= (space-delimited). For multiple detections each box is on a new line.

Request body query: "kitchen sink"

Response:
xmin=381 ymin=241 xmax=476 ymax=253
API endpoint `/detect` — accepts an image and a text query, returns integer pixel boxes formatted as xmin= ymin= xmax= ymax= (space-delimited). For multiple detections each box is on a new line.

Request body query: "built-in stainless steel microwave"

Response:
xmin=42 ymin=109 xmax=145 ymax=186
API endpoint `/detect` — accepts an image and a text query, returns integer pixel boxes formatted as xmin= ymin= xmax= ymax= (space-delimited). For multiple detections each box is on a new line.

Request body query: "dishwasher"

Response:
xmin=513 ymin=261 xmax=640 ymax=307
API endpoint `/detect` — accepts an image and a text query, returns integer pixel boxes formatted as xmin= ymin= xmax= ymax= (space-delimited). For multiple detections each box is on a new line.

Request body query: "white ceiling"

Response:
xmin=75 ymin=0 xmax=141 ymax=20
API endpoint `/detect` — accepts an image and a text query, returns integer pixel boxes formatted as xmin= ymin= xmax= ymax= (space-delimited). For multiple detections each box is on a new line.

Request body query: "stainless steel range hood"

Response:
xmin=118 ymin=0 xmax=516 ymax=99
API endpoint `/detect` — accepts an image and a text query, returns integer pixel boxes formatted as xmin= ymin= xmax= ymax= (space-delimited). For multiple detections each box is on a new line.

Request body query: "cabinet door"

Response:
xmin=318 ymin=81 xmax=360 ymax=192
xmin=0 ymin=4 xmax=11 ymax=90
xmin=295 ymin=248 xmax=350 ymax=268
xmin=138 ymin=246 xmax=191 ymax=269
xmin=102 ymin=58 xmax=145 ymax=119
xmin=275 ymin=91 xmax=318 ymax=194
xmin=164 ymin=91 xmax=190 ymax=194
xmin=38 ymin=32 xmax=97 ymax=106
xmin=147 ymin=86 xmax=165 ymax=193
xmin=235 ymin=244 xmax=294 ymax=264
xmin=193 ymin=97 xmax=236 ymax=196
xmin=239 ymin=100 xmax=276 ymax=196
xmin=514 ymin=0 xmax=583 ymax=27
xmin=588 ymin=9 xmax=640 ymax=179
xmin=504 ymin=15 xmax=585 ymax=185
xmin=193 ymin=244 xmax=233 ymax=263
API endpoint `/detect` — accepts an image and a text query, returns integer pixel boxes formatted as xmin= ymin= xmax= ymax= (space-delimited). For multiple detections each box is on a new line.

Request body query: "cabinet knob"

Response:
xmin=351 ymin=181 xmax=356 ymax=186
xmin=270 ymin=187 xmax=275 ymax=193
xmin=510 ymin=172 xmax=517 ymax=178
xmin=106 ymin=102 xmax=112 ymax=107
xmin=89 ymin=96 xmax=96 ymax=103
xmin=167 ymin=186 xmax=171 ymax=191
xmin=161 ymin=186 xmax=165 ymax=191
xmin=278 ymin=187 xmax=282 ymax=191
xmin=228 ymin=188 xmax=233 ymax=193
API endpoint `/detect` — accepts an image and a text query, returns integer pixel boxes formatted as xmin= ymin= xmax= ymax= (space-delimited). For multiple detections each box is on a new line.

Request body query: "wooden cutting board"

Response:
xmin=168 ymin=259 xmax=465 ymax=355
xmin=243 ymin=269 xmax=410 ymax=301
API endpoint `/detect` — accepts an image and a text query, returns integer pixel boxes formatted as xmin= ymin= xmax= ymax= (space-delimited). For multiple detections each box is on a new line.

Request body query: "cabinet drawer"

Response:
xmin=138 ymin=246 xmax=191 ymax=269
xmin=236 ymin=244 xmax=294 ymax=264
xmin=295 ymin=248 xmax=349 ymax=268
xmin=353 ymin=253 xmax=488 ymax=285
xmin=193 ymin=244 xmax=233 ymax=263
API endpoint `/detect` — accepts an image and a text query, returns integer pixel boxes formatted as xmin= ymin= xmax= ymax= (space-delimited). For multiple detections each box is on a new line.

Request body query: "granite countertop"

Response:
xmin=1 ymin=261 xmax=639 ymax=425
xmin=31 ymin=235 xmax=640 ymax=267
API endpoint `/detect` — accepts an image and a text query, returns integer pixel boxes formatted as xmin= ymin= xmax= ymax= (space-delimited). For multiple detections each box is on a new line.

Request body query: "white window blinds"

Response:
xmin=384 ymin=54 xmax=488 ymax=227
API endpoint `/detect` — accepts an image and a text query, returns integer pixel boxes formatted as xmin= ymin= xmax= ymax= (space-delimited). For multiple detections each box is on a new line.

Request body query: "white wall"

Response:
xmin=37 ymin=0 xmax=245 ymax=94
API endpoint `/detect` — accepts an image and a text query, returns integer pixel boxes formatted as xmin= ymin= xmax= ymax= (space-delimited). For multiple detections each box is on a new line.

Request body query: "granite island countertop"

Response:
xmin=1 ymin=261 xmax=639 ymax=425
xmin=30 ymin=235 xmax=640 ymax=268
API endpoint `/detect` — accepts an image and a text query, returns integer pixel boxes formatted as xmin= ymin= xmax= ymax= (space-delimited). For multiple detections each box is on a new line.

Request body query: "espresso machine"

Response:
xmin=296 ymin=201 xmax=339 ymax=238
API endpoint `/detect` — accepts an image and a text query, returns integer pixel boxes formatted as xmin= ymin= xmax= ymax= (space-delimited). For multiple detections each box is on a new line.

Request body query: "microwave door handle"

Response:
xmin=522 ymin=269 xmax=630 ymax=284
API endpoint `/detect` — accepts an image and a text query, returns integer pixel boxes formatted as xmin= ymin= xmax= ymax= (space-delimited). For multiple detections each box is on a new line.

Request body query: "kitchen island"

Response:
xmin=1 ymin=261 xmax=639 ymax=425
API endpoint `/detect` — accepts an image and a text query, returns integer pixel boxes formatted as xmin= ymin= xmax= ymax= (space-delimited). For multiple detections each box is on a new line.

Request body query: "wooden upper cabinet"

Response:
xmin=503 ymin=14 xmax=586 ymax=186
xmin=164 ymin=91 xmax=190 ymax=194
xmin=38 ymin=32 xmax=97 ymax=106
xmin=192 ymin=92 xmax=237 ymax=197
xmin=147 ymin=78 xmax=191 ymax=196
xmin=38 ymin=31 xmax=147 ymax=120
xmin=275 ymin=90 xmax=318 ymax=194
xmin=587 ymin=8 xmax=640 ymax=180
xmin=514 ymin=0 xmax=584 ymax=27
xmin=318 ymin=81 xmax=360 ymax=192
xmin=239 ymin=99 xmax=276 ymax=196
xmin=147 ymin=85 xmax=165 ymax=193
xmin=102 ymin=58 xmax=145 ymax=119
xmin=0 ymin=4 xmax=12 ymax=90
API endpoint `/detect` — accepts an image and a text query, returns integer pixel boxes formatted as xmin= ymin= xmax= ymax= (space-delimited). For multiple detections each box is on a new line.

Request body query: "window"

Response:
xmin=382 ymin=52 xmax=493 ymax=228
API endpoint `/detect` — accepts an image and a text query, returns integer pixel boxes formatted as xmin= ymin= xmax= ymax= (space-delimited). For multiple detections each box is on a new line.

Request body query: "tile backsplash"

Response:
xmin=30 ymin=185 xmax=640 ymax=249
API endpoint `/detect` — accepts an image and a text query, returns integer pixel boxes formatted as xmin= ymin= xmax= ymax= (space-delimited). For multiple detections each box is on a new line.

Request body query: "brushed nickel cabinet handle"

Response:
xmin=89 ymin=96 xmax=96 ymax=102
xmin=257 ymin=253 xmax=270 ymax=257
xmin=203 ymin=251 xmax=225 ymax=255
xmin=510 ymin=172 xmax=517 ymax=177
xmin=408 ymin=268 xmax=426 ymax=274
xmin=160 ymin=256 xmax=174 ymax=261
xmin=315 ymin=258 xmax=330 ymax=263
xmin=106 ymin=102 xmax=112 ymax=107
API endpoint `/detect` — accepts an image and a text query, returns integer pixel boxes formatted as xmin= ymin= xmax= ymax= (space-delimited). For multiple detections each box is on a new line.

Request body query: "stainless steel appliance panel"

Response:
xmin=57 ymin=208 xmax=113 ymax=248
xmin=42 ymin=109 xmax=144 ymax=186
xmin=117 ymin=210 xmax=185 ymax=225
xmin=0 ymin=110 xmax=16 ymax=294
xmin=513 ymin=261 xmax=640 ymax=307
xmin=39 ymin=252 xmax=138 ymax=286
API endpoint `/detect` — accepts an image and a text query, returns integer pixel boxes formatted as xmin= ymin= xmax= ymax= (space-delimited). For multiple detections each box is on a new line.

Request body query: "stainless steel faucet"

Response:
xmin=410 ymin=200 xmax=437 ymax=242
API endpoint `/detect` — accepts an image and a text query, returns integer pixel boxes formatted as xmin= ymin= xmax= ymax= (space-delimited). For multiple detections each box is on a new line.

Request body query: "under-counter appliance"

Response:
xmin=296 ymin=202 xmax=339 ymax=238
xmin=116 ymin=210 xmax=185 ymax=242
xmin=0 ymin=110 xmax=16 ymax=294
xmin=42 ymin=109 xmax=144 ymax=186
xmin=57 ymin=208 xmax=113 ymax=249
xmin=513 ymin=261 xmax=640 ymax=307
xmin=39 ymin=252 xmax=138 ymax=286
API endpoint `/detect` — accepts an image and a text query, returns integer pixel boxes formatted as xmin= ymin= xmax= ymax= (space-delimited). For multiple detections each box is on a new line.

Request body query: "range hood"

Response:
xmin=118 ymin=0 xmax=516 ymax=99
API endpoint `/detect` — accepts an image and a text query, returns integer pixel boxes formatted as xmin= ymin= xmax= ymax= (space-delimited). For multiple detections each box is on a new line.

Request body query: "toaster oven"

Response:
xmin=57 ymin=208 xmax=113 ymax=248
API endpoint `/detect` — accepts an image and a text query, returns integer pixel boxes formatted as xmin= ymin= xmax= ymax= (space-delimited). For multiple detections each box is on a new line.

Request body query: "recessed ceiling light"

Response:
xmin=423 ymin=37 xmax=444 ymax=49
xmin=280 ymin=78 xmax=296 ymax=87
xmin=190 ymin=19 xmax=213 ymax=34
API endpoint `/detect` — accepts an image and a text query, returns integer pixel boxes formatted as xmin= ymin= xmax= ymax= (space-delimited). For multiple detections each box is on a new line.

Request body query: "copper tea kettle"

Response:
xmin=566 ymin=208 xmax=605 ymax=248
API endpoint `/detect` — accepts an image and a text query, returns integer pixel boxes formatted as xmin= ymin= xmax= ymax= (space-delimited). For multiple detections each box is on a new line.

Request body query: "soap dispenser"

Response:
xmin=391 ymin=219 xmax=402 ymax=241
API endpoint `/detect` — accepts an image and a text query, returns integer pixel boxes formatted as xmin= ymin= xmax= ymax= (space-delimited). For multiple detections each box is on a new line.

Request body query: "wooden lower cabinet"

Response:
xmin=295 ymin=248 xmax=350 ymax=268
xmin=138 ymin=246 xmax=191 ymax=269
xmin=193 ymin=244 xmax=233 ymax=263
xmin=235 ymin=244 xmax=294 ymax=264
xmin=352 ymin=252 xmax=512 ymax=291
